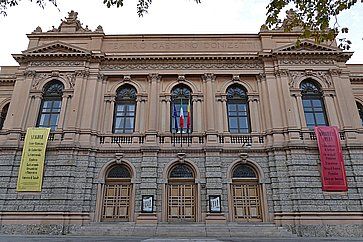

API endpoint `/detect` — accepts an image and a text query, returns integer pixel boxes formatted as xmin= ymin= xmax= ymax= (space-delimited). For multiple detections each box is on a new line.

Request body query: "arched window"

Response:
xmin=113 ymin=85 xmax=137 ymax=134
xmin=107 ymin=165 xmax=131 ymax=179
xmin=357 ymin=102 xmax=363 ymax=126
xmin=300 ymin=80 xmax=328 ymax=128
xmin=0 ymin=103 xmax=9 ymax=130
xmin=227 ymin=84 xmax=250 ymax=133
xmin=171 ymin=84 xmax=192 ymax=133
xmin=232 ymin=164 xmax=257 ymax=179
xmin=37 ymin=80 xmax=64 ymax=131
xmin=169 ymin=164 xmax=194 ymax=178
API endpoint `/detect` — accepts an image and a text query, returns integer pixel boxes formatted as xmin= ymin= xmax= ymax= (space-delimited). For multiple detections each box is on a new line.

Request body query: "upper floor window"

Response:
xmin=37 ymin=80 xmax=64 ymax=131
xmin=227 ymin=84 xmax=250 ymax=133
xmin=113 ymin=85 xmax=137 ymax=134
xmin=0 ymin=103 xmax=9 ymax=130
xmin=171 ymin=84 xmax=192 ymax=133
xmin=300 ymin=80 xmax=328 ymax=128
xmin=357 ymin=102 xmax=363 ymax=126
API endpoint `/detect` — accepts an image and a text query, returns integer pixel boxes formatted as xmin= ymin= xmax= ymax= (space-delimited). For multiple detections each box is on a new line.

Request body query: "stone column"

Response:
xmin=144 ymin=74 xmax=160 ymax=144
xmin=291 ymin=92 xmax=303 ymax=129
xmin=203 ymin=73 xmax=218 ymax=144
xmin=323 ymin=92 xmax=340 ymax=127
xmin=221 ymin=96 xmax=228 ymax=133
xmin=192 ymin=95 xmax=203 ymax=133
xmin=248 ymin=96 xmax=260 ymax=133
xmin=215 ymin=94 xmax=224 ymax=133
xmin=203 ymin=73 xmax=216 ymax=132
xmin=25 ymin=91 xmax=42 ymax=129
xmin=147 ymin=73 xmax=160 ymax=132
xmin=103 ymin=94 xmax=115 ymax=134
xmin=159 ymin=94 xmax=171 ymax=133
xmin=58 ymin=91 xmax=72 ymax=131
xmin=138 ymin=95 xmax=147 ymax=134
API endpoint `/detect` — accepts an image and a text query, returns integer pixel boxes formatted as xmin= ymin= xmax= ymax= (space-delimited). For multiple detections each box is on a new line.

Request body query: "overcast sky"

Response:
xmin=0 ymin=0 xmax=362 ymax=66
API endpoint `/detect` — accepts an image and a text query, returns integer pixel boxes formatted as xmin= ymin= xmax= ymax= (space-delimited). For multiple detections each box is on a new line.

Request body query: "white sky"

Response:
xmin=0 ymin=0 xmax=362 ymax=66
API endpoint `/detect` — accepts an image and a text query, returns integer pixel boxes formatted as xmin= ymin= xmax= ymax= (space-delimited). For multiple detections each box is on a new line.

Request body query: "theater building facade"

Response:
xmin=0 ymin=11 xmax=362 ymax=236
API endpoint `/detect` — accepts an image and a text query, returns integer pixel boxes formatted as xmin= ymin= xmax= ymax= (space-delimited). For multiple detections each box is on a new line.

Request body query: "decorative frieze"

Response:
xmin=101 ymin=61 xmax=263 ymax=71
xmin=279 ymin=58 xmax=334 ymax=66
xmin=30 ymin=61 xmax=83 ymax=67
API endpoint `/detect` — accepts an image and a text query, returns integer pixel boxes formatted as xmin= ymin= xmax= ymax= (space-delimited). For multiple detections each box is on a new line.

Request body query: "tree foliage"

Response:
xmin=264 ymin=0 xmax=362 ymax=50
xmin=0 ymin=0 xmax=361 ymax=49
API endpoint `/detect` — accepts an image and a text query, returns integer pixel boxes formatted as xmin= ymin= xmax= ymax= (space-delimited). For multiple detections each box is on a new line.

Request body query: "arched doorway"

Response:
xmin=231 ymin=164 xmax=262 ymax=222
xmin=167 ymin=163 xmax=196 ymax=222
xmin=101 ymin=164 xmax=132 ymax=221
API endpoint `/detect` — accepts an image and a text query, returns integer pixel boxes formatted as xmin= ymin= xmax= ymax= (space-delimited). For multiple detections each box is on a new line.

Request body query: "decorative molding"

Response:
xmin=279 ymin=58 xmax=334 ymax=65
xmin=274 ymin=69 xmax=289 ymax=77
xmin=257 ymin=73 xmax=266 ymax=82
xmin=30 ymin=61 xmax=83 ymax=67
xmin=148 ymin=73 xmax=161 ymax=82
xmin=329 ymin=68 xmax=342 ymax=77
xmin=289 ymin=70 xmax=333 ymax=88
xmin=31 ymin=72 xmax=78 ymax=89
xmin=101 ymin=61 xmax=263 ymax=71
xmin=202 ymin=73 xmax=215 ymax=82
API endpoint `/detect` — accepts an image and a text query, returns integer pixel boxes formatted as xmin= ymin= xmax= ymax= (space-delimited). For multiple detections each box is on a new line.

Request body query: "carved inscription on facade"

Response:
xmin=104 ymin=40 xmax=261 ymax=52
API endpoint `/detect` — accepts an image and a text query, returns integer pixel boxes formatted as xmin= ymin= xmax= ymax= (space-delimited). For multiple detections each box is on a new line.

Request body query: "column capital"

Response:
xmin=202 ymin=73 xmax=215 ymax=82
xmin=148 ymin=73 xmax=161 ymax=82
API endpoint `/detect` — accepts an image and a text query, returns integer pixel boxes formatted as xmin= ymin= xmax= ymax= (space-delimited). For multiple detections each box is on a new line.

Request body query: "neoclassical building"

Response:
xmin=0 ymin=11 xmax=362 ymax=237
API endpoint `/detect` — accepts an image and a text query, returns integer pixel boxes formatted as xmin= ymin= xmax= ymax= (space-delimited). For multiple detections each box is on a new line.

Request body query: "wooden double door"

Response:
xmin=167 ymin=183 xmax=196 ymax=222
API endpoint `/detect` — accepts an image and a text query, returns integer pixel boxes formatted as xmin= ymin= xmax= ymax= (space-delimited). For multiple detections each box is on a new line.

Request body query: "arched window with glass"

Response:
xmin=113 ymin=84 xmax=137 ymax=134
xmin=171 ymin=84 xmax=192 ymax=133
xmin=300 ymin=80 xmax=328 ymax=128
xmin=357 ymin=102 xmax=363 ymax=126
xmin=0 ymin=103 xmax=9 ymax=130
xmin=226 ymin=84 xmax=250 ymax=133
xmin=37 ymin=80 xmax=64 ymax=131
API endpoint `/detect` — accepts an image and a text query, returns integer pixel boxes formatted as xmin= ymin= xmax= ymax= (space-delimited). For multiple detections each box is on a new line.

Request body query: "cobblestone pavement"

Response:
xmin=0 ymin=236 xmax=363 ymax=242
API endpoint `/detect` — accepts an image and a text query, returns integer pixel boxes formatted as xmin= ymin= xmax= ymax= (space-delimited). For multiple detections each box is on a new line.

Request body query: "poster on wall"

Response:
xmin=209 ymin=195 xmax=221 ymax=213
xmin=16 ymin=128 xmax=50 ymax=192
xmin=314 ymin=126 xmax=348 ymax=191
xmin=141 ymin=195 xmax=154 ymax=213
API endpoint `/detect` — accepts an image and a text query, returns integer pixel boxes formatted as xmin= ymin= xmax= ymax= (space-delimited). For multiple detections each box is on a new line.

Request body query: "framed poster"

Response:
xmin=141 ymin=195 xmax=154 ymax=213
xmin=209 ymin=195 xmax=221 ymax=213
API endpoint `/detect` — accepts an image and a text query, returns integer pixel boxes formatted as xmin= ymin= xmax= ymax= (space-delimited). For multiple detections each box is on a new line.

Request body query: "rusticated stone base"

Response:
xmin=284 ymin=224 xmax=363 ymax=237
xmin=0 ymin=224 xmax=81 ymax=235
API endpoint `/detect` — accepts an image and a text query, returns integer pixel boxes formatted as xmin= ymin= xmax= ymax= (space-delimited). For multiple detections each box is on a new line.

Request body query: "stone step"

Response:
xmin=69 ymin=222 xmax=297 ymax=238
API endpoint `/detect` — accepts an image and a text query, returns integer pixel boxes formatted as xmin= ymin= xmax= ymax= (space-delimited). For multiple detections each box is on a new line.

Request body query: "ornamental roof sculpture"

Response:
xmin=32 ymin=10 xmax=104 ymax=34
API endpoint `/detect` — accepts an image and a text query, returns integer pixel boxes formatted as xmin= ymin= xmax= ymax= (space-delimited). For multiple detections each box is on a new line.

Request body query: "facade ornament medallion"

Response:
xmin=239 ymin=153 xmax=248 ymax=163
xmin=178 ymin=75 xmax=186 ymax=82
xmin=177 ymin=153 xmax=186 ymax=163
xmin=232 ymin=75 xmax=240 ymax=82
xmin=115 ymin=153 xmax=124 ymax=164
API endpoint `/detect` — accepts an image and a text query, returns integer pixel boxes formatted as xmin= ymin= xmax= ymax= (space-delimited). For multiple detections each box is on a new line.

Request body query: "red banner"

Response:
xmin=314 ymin=126 xmax=348 ymax=191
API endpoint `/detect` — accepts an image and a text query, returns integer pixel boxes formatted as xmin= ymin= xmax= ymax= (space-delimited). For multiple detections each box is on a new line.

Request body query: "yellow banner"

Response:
xmin=17 ymin=128 xmax=50 ymax=192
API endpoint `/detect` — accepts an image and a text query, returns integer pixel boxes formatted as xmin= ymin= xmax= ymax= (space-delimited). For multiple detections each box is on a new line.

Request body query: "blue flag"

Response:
xmin=173 ymin=103 xmax=178 ymax=132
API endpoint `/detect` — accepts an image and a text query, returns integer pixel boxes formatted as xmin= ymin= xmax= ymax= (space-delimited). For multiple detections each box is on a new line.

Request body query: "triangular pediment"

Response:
xmin=23 ymin=41 xmax=91 ymax=55
xmin=274 ymin=40 xmax=341 ymax=53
